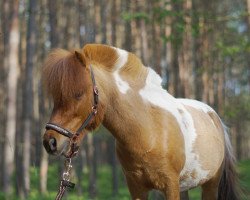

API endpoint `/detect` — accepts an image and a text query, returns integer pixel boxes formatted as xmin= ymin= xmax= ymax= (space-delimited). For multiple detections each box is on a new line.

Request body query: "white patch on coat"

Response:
xmin=139 ymin=68 xmax=209 ymax=191
xmin=112 ymin=47 xmax=128 ymax=70
xmin=113 ymin=71 xmax=130 ymax=94
xmin=177 ymin=99 xmax=214 ymax=113
xmin=112 ymin=48 xmax=130 ymax=94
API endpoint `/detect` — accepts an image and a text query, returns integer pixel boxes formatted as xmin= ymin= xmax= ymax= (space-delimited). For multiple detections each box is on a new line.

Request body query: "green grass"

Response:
xmin=0 ymin=160 xmax=249 ymax=200
xmin=238 ymin=160 xmax=250 ymax=199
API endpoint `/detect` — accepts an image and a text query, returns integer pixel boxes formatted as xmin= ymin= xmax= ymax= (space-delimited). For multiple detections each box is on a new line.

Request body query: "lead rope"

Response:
xmin=52 ymin=65 xmax=98 ymax=200
xmin=55 ymin=158 xmax=75 ymax=200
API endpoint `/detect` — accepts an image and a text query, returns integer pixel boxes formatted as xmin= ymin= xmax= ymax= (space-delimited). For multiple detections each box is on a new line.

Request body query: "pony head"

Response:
xmin=42 ymin=48 xmax=103 ymax=156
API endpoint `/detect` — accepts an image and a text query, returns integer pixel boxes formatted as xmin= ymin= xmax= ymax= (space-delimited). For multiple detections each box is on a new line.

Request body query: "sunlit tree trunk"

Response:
xmin=36 ymin=0 xmax=49 ymax=194
xmin=140 ymin=16 xmax=148 ymax=65
xmin=78 ymin=0 xmax=86 ymax=46
xmin=15 ymin=1 xmax=27 ymax=198
xmin=111 ymin=0 xmax=117 ymax=46
xmin=164 ymin=2 xmax=172 ymax=90
xmin=107 ymin=136 xmax=118 ymax=196
xmin=201 ymin=16 xmax=209 ymax=103
xmin=192 ymin=0 xmax=203 ymax=101
xmin=217 ymin=64 xmax=225 ymax=115
xmin=22 ymin=0 xmax=37 ymax=197
xmin=3 ymin=0 xmax=19 ymax=195
xmin=178 ymin=0 xmax=193 ymax=98
xmin=39 ymin=76 xmax=49 ymax=195
xmin=40 ymin=87 xmax=49 ymax=195
xmin=100 ymin=0 xmax=107 ymax=44
xmin=48 ymin=0 xmax=59 ymax=48
xmin=85 ymin=0 xmax=96 ymax=43
xmin=63 ymin=0 xmax=78 ymax=49
xmin=169 ymin=0 xmax=182 ymax=97
xmin=0 ymin=0 xmax=11 ymax=188
xmin=86 ymin=134 xmax=97 ymax=198
xmin=122 ymin=0 xmax=132 ymax=51
xmin=245 ymin=0 xmax=250 ymax=89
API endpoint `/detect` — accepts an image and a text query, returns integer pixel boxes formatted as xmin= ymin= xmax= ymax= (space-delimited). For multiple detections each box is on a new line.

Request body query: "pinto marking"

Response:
xmin=112 ymin=48 xmax=131 ymax=94
xmin=113 ymin=47 xmax=128 ymax=70
xmin=113 ymin=71 xmax=130 ymax=94
xmin=177 ymin=99 xmax=217 ymax=128
xmin=177 ymin=99 xmax=215 ymax=113
xmin=139 ymin=68 xmax=209 ymax=190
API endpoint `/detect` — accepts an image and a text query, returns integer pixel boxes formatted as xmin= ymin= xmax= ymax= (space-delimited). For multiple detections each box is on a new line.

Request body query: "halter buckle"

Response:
xmin=92 ymin=105 xmax=98 ymax=115
xmin=93 ymin=86 xmax=99 ymax=95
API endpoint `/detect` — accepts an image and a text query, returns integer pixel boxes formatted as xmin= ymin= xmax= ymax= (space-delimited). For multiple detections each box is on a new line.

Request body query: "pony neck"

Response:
xmin=93 ymin=64 xmax=151 ymax=152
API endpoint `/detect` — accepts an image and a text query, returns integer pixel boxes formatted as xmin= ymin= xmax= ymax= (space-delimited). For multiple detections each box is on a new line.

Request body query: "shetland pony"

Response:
xmin=42 ymin=44 xmax=239 ymax=200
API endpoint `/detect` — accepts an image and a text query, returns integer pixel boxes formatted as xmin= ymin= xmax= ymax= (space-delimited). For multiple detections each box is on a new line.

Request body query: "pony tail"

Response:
xmin=218 ymin=126 xmax=241 ymax=200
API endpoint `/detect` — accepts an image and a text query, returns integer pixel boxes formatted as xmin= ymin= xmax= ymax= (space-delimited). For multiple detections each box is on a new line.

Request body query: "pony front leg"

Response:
xmin=126 ymin=176 xmax=149 ymax=200
xmin=163 ymin=176 xmax=180 ymax=200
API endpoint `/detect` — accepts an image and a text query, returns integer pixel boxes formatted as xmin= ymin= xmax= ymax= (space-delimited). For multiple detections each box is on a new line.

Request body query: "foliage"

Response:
xmin=224 ymin=93 xmax=250 ymax=122
xmin=0 ymin=160 xmax=249 ymax=200
xmin=122 ymin=12 xmax=149 ymax=22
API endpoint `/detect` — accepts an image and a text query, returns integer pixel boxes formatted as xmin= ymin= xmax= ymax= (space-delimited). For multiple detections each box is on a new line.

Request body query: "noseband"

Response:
xmin=45 ymin=65 xmax=99 ymax=158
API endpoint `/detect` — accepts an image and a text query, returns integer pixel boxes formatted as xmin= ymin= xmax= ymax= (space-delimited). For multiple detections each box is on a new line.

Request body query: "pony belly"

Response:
xmin=179 ymin=168 xmax=210 ymax=191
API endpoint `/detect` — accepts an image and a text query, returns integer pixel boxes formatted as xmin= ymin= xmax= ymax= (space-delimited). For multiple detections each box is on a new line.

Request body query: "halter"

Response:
xmin=45 ymin=65 xmax=99 ymax=158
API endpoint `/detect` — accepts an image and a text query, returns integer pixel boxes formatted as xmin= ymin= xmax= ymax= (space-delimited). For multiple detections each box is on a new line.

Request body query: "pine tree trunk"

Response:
xmin=22 ymin=0 xmax=37 ymax=197
xmin=86 ymin=134 xmax=97 ymax=198
xmin=178 ymin=0 xmax=193 ymax=98
xmin=100 ymin=0 xmax=107 ymax=44
xmin=111 ymin=0 xmax=117 ymax=46
xmin=245 ymin=0 xmax=250 ymax=88
xmin=123 ymin=0 xmax=132 ymax=51
xmin=85 ymin=0 xmax=96 ymax=43
xmin=40 ymin=149 xmax=48 ymax=194
xmin=3 ymin=0 xmax=19 ymax=195
xmin=39 ymin=77 xmax=48 ymax=194
xmin=0 ymin=0 xmax=11 ymax=189
xmin=48 ymin=0 xmax=58 ymax=48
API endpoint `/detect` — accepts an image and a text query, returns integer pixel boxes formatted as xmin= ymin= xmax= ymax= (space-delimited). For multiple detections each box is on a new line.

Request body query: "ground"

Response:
xmin=1 ymin=160 xmax=249 ymax=200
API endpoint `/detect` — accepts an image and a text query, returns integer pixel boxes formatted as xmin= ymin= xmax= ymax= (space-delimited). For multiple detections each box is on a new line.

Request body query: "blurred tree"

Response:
xmin=122 ymin=0 xmax=132 ymax=51
xmin=3 ymin=0 xmax=19 ymax=196
xmin=22 ymin=0 xmax=37 ymax=197
xmin=0 ymin=0 xmax=9 ymax=189
xmin=38 ymin=0 xmax=49 ymax=193
xmin=111 ymin=0 xmax=117 ymax=46
xmin=48 ymin=0 xmax=59 ymax=48
xmin=100 ymin=0 xmax=107 ymax=44
xmin=178 ymin=0 xmax=193 ymax=98
xmin=15 ymin=1 xmax=26 ymax=197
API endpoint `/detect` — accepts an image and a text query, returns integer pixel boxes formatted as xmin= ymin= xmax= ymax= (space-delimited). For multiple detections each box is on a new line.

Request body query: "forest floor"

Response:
xmin=1 ymin=160 xmax=249 ymax=200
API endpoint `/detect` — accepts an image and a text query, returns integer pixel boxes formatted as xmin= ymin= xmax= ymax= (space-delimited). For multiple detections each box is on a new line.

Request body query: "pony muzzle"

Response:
xmin=43 ymin=134 xmax=57 ymax=154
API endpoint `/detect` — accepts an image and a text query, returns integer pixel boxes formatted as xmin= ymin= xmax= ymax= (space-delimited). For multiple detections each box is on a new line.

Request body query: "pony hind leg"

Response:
xmin=201 ymin=165 xmax=223 ymax=200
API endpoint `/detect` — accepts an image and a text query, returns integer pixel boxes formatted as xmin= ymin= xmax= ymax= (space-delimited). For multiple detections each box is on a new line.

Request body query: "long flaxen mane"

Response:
xmin=42 ymin=49 xmax=91 ymax=105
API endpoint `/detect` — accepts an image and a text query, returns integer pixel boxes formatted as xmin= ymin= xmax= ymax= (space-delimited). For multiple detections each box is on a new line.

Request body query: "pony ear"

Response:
xmin=75 ymin=50 xmax=86 ymax=66
xmin=83 ymin=44 xmax=118 ymax=68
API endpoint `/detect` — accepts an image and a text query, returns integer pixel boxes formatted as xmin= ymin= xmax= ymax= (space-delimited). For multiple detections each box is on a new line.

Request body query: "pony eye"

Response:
xmin=74 ymin=92 xmax=83 ymax=100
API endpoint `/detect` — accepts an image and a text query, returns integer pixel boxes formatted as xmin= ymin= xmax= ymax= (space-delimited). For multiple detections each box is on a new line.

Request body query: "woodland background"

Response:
xmin=0 ymin=0 xmax=250 ymax=199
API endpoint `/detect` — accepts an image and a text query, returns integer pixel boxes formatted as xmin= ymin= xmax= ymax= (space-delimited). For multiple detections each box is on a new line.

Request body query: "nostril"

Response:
xmin=49 ymin=137 xmax=57 ymax=152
